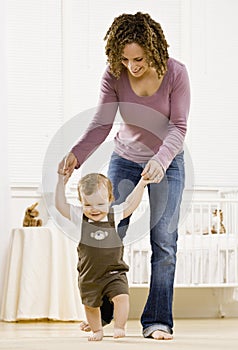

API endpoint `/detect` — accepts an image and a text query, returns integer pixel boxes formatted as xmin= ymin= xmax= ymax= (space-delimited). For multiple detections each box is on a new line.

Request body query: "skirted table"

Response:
xmin=0 ymin=223 xmax=85 ymax=321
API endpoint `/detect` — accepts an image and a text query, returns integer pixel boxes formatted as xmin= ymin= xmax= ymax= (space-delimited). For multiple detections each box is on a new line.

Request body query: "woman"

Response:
xmin=58 ymin=12 xmax=190 ymax=340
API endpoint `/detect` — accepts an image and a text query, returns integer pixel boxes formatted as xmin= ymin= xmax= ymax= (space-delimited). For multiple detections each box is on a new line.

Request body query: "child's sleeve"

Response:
xmin=112 ymin=203 xmax=125 ymax=227
xmin=70 ymin=204 xmax=83 ymax=227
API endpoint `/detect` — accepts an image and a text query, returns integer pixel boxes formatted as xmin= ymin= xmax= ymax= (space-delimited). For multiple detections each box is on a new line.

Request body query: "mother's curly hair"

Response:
xmin=104 ymin=12 xmax=169 ymax=79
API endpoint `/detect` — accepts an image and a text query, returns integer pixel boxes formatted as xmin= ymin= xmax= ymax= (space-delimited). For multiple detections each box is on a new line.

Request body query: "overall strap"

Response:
xmin=107 ymin=208 xmax=115 ymax=227
xmin=83 ymin=214 xmax=89 ymax=222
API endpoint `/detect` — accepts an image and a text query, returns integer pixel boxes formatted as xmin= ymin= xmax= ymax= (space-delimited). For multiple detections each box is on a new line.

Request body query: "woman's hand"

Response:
xmin=141 ymin=159 xmax=164 ymax=183
xmin=57 ymin=152 xmax=78 ymax=184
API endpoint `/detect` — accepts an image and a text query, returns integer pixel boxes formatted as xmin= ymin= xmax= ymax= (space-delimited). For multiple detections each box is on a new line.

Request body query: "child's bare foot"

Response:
xmin=151 ymin=330 xmax=173 ymax=340
xmin=113 ymin=327 xmax=125 ymax=338
xmin=79 ymin=320 xmax=91 ymax=332
xmin=88 ymin=329 xmax=103 ymax=341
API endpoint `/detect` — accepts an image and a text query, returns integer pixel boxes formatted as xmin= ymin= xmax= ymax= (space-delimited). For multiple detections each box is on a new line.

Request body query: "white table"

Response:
xmin=0 ymin=223 xmax=85 ymax=321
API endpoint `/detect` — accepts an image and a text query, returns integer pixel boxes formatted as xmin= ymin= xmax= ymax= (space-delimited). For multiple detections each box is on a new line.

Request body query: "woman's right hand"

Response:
xmin=57 ymin=152 xmax=78 ymax=183
xmin=141 ymin=159 xmax=164 ymax=183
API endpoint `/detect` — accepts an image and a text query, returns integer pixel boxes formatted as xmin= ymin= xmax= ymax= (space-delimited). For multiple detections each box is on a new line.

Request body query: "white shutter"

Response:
xmin=188 ymin=0 xmax=238 ymax=187
xmin=9 ymin=1 xmax=238 ymax=188
xmin=7 ymin=0 xmax=63 ymax=184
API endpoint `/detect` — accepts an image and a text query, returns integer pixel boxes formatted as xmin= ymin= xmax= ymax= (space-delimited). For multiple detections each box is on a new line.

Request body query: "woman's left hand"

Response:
xmin=141 ymin=159 xmax=164 ymax=183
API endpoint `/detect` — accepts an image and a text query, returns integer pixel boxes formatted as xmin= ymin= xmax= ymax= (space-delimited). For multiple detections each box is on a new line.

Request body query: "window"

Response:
xmin=8 ymin=0 xmax=238 ymax=189
xmin=7 ymin=0 xmax=63 ymax=184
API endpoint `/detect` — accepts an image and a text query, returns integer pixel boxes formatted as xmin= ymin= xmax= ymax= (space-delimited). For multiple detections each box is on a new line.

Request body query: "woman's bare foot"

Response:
xmin=113 ymin=327 xmax=125 ymax=338
xmin=88 ymin=329 xmax=103 ymax=341
xmin=151 ymin=329 xmax=173 ymax=340
xmin=79 ymin=320 xmax=91 ymax=332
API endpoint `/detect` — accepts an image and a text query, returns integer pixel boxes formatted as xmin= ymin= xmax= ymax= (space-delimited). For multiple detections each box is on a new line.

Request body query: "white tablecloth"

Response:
xmin=0 ymin=223 xmax=85 ymax=321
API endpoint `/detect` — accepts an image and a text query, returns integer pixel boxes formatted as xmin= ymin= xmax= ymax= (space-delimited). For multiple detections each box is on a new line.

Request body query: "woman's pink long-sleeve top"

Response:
xmin=71 ymin=57 xmax=190 ymax=171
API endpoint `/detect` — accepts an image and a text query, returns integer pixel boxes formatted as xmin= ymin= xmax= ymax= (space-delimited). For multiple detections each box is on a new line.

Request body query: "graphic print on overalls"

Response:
xmin=80 ymin=212 xmax=123 ymax=249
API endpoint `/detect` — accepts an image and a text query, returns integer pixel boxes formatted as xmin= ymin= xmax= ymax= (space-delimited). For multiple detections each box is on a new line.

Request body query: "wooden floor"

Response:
xmin=0 ymin=318 xmax=238 ymax=350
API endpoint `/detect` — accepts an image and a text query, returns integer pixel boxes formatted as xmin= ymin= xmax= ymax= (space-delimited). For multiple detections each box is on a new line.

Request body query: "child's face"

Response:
xmin=80 ymin=185 xmax=111 ymax=221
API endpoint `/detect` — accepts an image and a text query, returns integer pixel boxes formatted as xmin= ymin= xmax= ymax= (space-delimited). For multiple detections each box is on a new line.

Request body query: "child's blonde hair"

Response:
xmin=77 ymin=173 xmax=114 ymax=202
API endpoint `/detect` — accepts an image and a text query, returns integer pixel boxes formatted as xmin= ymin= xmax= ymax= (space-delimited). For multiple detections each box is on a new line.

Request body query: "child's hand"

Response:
xmin=142 ymin=177 xmax=162 ymax=185
xmin=138 ymin=178 xmax=154 ymax=187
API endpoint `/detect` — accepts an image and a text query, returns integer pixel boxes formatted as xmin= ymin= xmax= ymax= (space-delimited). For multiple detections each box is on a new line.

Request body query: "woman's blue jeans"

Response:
xmin=107 ymin=151 xmax=185 ymax=336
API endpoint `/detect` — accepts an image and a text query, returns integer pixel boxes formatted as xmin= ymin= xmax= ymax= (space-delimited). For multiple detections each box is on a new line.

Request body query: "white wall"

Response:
xmin=0 ymin=0 xmax=11 ymax=306
xmin=130 ymin=287 xmax=238 ymax=319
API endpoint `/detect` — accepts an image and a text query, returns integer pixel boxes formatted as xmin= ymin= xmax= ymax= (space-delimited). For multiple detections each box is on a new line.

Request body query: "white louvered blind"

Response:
xmin=188 ymin=0 xmax=238 ymax=187
xmin=8 ymin=0 xmax=238 ymax=188
xmin=7 ymin=0 xmax=63 ymax=184
xmin=7 ymin=0 xmax=185 ymax=185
